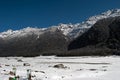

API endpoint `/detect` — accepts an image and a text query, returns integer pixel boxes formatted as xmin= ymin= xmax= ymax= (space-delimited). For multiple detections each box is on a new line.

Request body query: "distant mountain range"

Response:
xmin=1 ymin=9 xmax=120 ymax=39
xmin=0 ymin=9 xmax=120 ymax=56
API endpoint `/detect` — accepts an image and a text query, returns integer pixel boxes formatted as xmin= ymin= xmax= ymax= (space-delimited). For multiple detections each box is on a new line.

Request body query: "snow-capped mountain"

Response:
xmin=57 ymin=9 xmax=120 ymax=38
xmin=0 ymin=9 xmax=120 ymax=39
xmin=0 ymin=9 xmax=120 ymax=57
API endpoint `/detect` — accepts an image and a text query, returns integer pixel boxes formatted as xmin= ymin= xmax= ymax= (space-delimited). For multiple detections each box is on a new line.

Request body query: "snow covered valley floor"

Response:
xmin=0 ymin=56 xmax=120 ymax=80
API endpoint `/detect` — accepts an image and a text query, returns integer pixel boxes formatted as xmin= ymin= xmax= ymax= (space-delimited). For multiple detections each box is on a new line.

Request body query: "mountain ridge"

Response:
xmin=67 ymin=16 xmax=120 ymax=56
xmin=0 ymin=9 xmax=120 ymax=56
xmin=0 ymin=9 xmax=120 ymax=40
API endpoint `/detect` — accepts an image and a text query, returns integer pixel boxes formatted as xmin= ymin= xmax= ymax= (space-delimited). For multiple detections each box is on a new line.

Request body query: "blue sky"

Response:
xmin=0 ymin=0 xmax=120 ymax=32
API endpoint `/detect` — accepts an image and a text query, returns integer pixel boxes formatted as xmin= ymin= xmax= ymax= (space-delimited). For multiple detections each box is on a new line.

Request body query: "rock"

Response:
xmin=32 ymin=75 xmax=36 ymax=78
xmin=76 ymin=69 xmax=83 ymax=71
xmin=17 ymin=59 xmax=23 ymax=62
xmin=39 ymin=71 xmax=45 ymax=73
xmin=53 ymin=64 xmax=67 ymax=69
xmin=5 ymin=64 xmax=10 ymax=66
xmin=101 ymin=69 xmax=107 ymax=71
xmin=102 ymin=66 xmax=108 ymax=68
xmin=34 ymin=70 xmax=45 ymax=73
xmin=23 ymin=63 xmax=30 ymax=66
xmin=62 ymin=76 xmax=65 ymax=78
xmin=89 ymin=69 xmax=97 ymax=71
xmin=9 ymin=71 xmax=15 ymax=75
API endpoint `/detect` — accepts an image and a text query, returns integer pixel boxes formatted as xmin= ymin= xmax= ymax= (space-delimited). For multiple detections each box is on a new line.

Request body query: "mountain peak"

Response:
xmin=68 ymin=9 xmax=120 ymax=38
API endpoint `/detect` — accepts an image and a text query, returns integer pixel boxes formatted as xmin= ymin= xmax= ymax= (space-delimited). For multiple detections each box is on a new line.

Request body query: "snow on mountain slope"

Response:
xmin=57 ymin=9 xmax=120 ymax=38
xmin=0 ymin=27 xmax=47 ymax=39
xmin=0 ymin=9 xmax=120 ymax=39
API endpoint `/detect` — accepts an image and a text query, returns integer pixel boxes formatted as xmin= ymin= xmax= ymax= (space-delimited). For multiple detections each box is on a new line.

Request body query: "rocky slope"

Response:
xmin=68 ymin=16 xmax=120 ymax=56
xmin=0 ymin=27 xmax=68 ymax=56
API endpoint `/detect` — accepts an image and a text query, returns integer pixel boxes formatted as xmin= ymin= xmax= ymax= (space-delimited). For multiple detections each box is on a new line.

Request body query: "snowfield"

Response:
xmin=0 ymin=56 xmax=120 ymax=80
